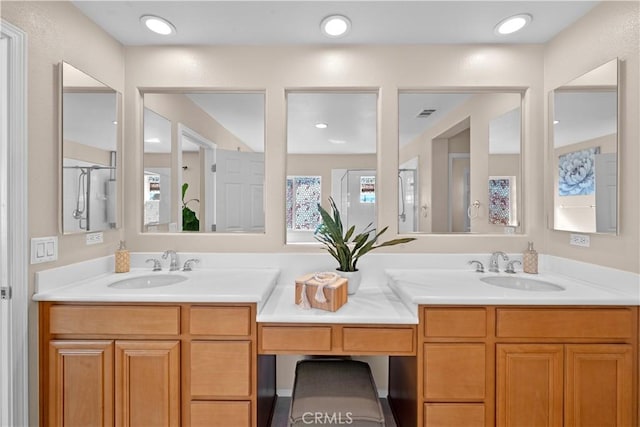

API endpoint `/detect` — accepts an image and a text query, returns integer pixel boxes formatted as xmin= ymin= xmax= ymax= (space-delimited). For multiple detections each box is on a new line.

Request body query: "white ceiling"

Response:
xmin=63 ymin=93 xmax=118 ymax=151
xmin=553 ymin=91 xmax=617 ymax=148
xmin=70 ymin=1 xmax=602 ymax=154
xmin=72 ymin=1 xmax=598 ymax=46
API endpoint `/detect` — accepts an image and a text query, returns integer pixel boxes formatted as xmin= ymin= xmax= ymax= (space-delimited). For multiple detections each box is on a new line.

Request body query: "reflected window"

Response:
xmin=286 ymin=176 xmax=321 ymax=231
xmin=359 ymin=176 xmax=376 ymax=203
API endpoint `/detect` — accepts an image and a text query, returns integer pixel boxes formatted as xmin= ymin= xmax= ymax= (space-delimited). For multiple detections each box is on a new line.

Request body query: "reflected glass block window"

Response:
xmin=286 ymin=176 xmax=321 ymax=230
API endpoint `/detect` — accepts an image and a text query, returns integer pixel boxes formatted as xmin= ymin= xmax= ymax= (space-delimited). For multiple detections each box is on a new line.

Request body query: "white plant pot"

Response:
xmin=338 ymin=269 xmax=362 ymax=295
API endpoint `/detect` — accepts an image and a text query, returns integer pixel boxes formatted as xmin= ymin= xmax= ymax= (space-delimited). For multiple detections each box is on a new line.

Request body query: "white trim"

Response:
xmin=0 ymin=19 xmax=29 ymax=427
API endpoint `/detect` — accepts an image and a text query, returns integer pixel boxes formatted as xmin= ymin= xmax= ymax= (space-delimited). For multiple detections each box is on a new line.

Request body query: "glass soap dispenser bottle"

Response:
xmin=523 ymin=241 xmax=538 ymax=274
xmin=115 ymin=240 xmax=130 ymax=273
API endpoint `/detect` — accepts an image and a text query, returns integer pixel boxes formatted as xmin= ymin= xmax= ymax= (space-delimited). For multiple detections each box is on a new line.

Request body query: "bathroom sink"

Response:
xmin=480 ymin=276 xmax=565 ymax=292
xmin=108 ymin=274 xmax=187 ymax=289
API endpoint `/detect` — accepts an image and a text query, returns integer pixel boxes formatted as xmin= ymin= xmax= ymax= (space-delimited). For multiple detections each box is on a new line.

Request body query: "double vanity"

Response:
xmin=34 ymin=253 xmax=639 ymax=427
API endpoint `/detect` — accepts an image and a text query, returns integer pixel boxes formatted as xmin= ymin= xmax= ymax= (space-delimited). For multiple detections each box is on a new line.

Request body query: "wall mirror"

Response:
xmin=61 ymin=62 xmax=121 ymax=234
xmin=286 ymin=91 xmax=378 ymax=244
xmin=551 ymin=59 xmax=618 ymax=234
xmin=399 ymin=91 xmax=523 ymax=234
xmin=142 ymin=92 xmax=265 ymax=233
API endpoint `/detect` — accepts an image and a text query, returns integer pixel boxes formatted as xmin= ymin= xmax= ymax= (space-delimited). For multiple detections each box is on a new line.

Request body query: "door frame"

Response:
xmin=0 ymin=19 xmax=29 ymax=427
xmin=177 ymin=123 xmax=216 ymax=232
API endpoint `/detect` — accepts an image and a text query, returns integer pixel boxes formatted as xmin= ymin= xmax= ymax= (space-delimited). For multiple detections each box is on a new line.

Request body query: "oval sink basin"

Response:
xmin=108 ymin=274 xmax=187 ymax=289
xmin=480 ymin=276 xmax=565 ymax=292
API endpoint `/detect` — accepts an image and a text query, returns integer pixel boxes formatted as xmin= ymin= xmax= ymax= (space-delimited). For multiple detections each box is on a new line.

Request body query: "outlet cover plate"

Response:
xmin=569 ymin=233 xmax=590 ymax=247
xmin=86 ymin=232 xmax=104 ymax=245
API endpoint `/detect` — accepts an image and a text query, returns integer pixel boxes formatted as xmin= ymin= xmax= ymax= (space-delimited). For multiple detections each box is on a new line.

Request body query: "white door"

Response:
xmin=595 ymin=153 xmax=617 ymax=233
xmin=216 ymin=149 xmax=264 ymax=232
xmin=1 ymin=20 xmax=28 ymax=427
xmin=0 ymin=34 xmax=9 ymax=427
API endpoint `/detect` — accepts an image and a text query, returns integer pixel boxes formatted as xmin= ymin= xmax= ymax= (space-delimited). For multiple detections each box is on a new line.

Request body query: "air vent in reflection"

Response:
xmin=417 ymin=109 xmax=436 ymax=118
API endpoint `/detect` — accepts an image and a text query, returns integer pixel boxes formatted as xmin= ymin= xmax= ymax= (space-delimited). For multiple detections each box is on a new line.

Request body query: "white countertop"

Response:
xmin=386 ymin=269 xmax=640 ymax=307
xmin=256 ymin=283 xmax=418 ymax=324
xmin=33 ymin=268 xmax=280 ymax=305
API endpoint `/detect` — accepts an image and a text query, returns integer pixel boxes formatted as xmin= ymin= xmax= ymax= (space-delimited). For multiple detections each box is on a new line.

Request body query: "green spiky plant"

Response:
xmin=314 ymin=197 xmax=416 ymax=272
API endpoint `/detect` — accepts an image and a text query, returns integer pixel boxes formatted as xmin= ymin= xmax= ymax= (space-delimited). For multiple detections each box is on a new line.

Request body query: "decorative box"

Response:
xmin=294 ymin=273 xmax=348 ymax=312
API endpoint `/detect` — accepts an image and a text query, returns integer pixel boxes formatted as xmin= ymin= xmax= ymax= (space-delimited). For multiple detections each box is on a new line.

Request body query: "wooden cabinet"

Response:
xmin=48 ymin=339 xmax=179 ymax=427
xmin=115 ymin=341 xmax=180 ymax=426
xmin=496 ymin=344 xmax=564 ymax=427
xmin=565 ymin=344 xmax=633 ymax=427
xmin=48 ymin=341 xmax=114 ymax=427
xmin=390 ymin=306 xmax=638 ymax=427
xmin=258 ymin=323 xmax=416 ymax=355
xmin=40 ymin=303 xmax=265 ymax=427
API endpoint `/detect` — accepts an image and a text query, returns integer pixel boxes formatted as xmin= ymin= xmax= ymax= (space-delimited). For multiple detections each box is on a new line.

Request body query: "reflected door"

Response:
xmin=216 ymin=149 xmax=264 ymax=232
xmin=595 ymin=153 xmax=617 ymax=233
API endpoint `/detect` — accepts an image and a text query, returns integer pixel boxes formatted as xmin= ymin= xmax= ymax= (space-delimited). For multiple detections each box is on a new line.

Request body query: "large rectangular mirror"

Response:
xmin=551 ymin=59 xmax=618 ymax=234
xmin=286 ymin=91 xmax=378 ymax=244
xmin=399 ymin=91 xmax=523 ymax=234
xmin=61 ymin=62 xmax=121 ymax=234
xmin=142 ymin=92 xmax=265 ymax=233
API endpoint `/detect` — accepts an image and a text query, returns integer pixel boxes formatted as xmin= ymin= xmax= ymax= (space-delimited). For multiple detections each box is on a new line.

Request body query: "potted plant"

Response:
xmin=181 ymin=182 xmax=200 ymax=231
xmin=314 ymin=197 xmax=415 ymax=294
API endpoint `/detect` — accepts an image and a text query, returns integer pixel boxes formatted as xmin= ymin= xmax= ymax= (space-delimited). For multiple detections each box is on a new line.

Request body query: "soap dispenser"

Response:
xmin=522 ymin=241 xmax=538 ymax=274
xmin=115 ymin=240 xmax=130 ymax=273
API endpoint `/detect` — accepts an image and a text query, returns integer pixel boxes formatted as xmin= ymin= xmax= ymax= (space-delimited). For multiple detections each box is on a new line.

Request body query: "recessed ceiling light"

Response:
xmin=495 ymin=13 xmax=532 ymax=35
xmin=553 ymin=120 xmax=560 ymax=125
xmin=145 ymin=137 xmax=161 ymax=144
xmin=315 ymin=123 xmax=328 ymax=129
xmin=112 ymin=120 xmax=118 ymax=125
xmin=321 ymin=15 xmax=351 ymax=38
xmin=329 ymin=139 xmax=346 ymax=144
xmin=140 ymin=15 xmax=176 ymax=36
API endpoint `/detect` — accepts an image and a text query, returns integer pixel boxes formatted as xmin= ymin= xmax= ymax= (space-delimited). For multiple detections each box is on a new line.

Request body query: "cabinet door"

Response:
xmin=115 ymin=341 xmax=180 ymax=427
xmin=496 ymin=344 xmax=563 ymax=427
xmin=49 ymin=341 xmax=114 ymax=427
xmin=190 ymin=341 xmax=252 ymax=397
xmin=424 ymin=343 xmax=486 ymax=401
xmin=565 ymin=344 xmax=633 ymax=427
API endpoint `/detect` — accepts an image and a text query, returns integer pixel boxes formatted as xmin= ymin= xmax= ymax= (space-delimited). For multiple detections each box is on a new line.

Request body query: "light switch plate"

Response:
xmin=31 ymin=236 xmax=58 ymax=264
xmin=86 ymin=232 xmax=104 ymax=245
xmin=569 ymin=233 xmax=590 ymax=247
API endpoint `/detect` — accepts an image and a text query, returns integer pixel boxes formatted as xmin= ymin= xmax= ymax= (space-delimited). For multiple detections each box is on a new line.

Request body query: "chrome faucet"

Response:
xmin=488 ymin=251 xmax=509 ymax=273
xmin=145 ymin=258 xmax=163 ymax=272
xmin=182 ymin=259 xmax=200 ymax=272
xmin=468 ymin=260 xmax=485 ymax=273
xmin=162 ymin=250 xmax=179 ymax=271
xmin=505 ymin=260 xmax=522 ymax=274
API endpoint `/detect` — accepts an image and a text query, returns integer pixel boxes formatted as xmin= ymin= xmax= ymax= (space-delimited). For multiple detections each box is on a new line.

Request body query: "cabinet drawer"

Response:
xmin=190 ymin=401 xmax=250 ymax=427
xmin=496 ymin=308 xmax=634 ymax=339
xmin=424 ymin=308 xmax=487 ymax=338
xmin=342 ymin=327 xmax=415 ymax=354
xmin=190 ymin=341 xmax=251 ymax=397
xmin=49 ymin=305 xmax=180 ymax=335
xmin=260 ymin=326 xmax=332 ymax=353
xmin=424 ymin=403 xmax=485 ymax=427
xmin=190 ymin=306 xmax=251 ymax=336
xmin=424 ymin=343 xmax=486 ymax=400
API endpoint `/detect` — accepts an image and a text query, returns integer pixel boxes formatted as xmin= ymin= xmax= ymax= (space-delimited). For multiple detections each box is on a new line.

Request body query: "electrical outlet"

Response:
xmin=86 ymin=232 xmax=104 ymax=245
xmin=569 ymin=233 xmax=590 ymax=247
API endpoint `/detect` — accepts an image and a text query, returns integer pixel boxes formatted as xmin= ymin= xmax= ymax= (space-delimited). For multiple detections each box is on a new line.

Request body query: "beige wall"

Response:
xmin=1 ymin=1 xmax=125 ymax=423
xmin=544 ymin=1 xmax=640 ymax=272
xmin=125 ymin=45 xmax=545 ymax=253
